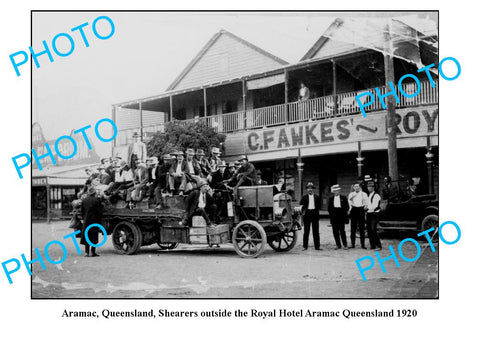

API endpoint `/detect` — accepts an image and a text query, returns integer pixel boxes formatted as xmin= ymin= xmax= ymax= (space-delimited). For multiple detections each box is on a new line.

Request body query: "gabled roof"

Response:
xmin=166 ymin=29 xmax=288 ymax=91
xmin=300 ymin=17 xmax=438 ymax=68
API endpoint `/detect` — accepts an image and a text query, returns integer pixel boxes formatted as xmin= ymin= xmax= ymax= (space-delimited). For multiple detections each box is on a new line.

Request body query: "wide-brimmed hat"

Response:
xmin=331 ymin=184 xmax=341 ymax=192
xmin=196 ymin=149 xmax=205 ymax=156
xmin=169 ymin=150 xmax=178 ymax=156
xmin=132 ymin=132 xmax=140 ymax=137
xmin=149 ymin=156 xmax=158 ymax=164
xmin=186 ymin=148 xmax=195 ymax=156
xmin=218 ymin=161 xmax=227 ymax=168
xmin=306 ymin=182 xmax=315 ymax=189
xmin=197 ymin=178 xmax=209 ymax=188
xmin=238 ymin=155 xmax=248 ymax=161
xmin=176 ymin=151 xmax=185 ymax=157
xmin=211 ymin=147 xmax=220 ymax=154
xmin=364 ymin=175 xmax=372 ymax=182
xmin=228 ymin=162 xmax=236 ymax=168
xmin=256 ymin=169 xmax=262 ymax=175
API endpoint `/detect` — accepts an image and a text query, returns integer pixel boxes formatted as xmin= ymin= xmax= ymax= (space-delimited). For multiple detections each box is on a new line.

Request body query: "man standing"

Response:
xmin=80 ymin=186 xmax=103 ymax=257
xmin=299 ymin=182 xmax=321 ymax=250
xmin=366 ymin=181 xmax=382 ymax=250
xmin=348 ymin=183 xmax=368 ymax=249
xmin=127 ymin=132 xmax=147 ymax=170
xmin=183 ymin=180 xmax=217 ymax=227
xmin=328 ymin=184 xmax=349 ymax=250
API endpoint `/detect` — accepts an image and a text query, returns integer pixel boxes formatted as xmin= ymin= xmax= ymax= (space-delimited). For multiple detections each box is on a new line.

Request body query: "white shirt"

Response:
xmin=333 ymin=195 xmax=341 ymax=208
xmin=348 ymin=191 xmax=368 ymax=208
xmin=151 ymin=166 xmax=157 ymax=180
xmin=175 ymin=161 xmax=183 ymax=174
xmin=121 ymin=169 xmax=133 ymax=182
xmin=187 ymin=161 xmax=194 ymax=174
xmin=198 ymin=192 xmax=206 ymax=209
xmin=367 ymin=192 xmax=381 ymax=213
xmin=307 ymin=194 xmax=315 ymax=210
xmin=299 ymin=87 xmax=307 ymax=98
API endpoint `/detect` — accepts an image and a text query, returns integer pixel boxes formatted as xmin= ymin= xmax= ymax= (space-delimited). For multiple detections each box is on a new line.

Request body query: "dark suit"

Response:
xmin=299 ymin=193 xmax=321 ymax=249
xmin=80 ymin=195 xmax=103 ymax=246
xmin=184 ymin=189 xmax=217 ymax=226
xmin=229 ymin=162 xmax=256 ymax=188
xmin=328 ymin=195 xmax=349 ymax=248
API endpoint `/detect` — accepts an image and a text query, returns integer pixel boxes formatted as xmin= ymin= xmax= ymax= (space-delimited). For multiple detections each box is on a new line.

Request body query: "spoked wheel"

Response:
xmin=157 ymin=242 xmax=179 ymax=250
xmin=232 ymin=220 xmax=267 ymax=258
xmin=112 ymin=221 xmax=143 ymax=255
xmin=268 ymin=230 xmax=298 ymax=252
xmin=421 ymin=214 xmax=439 ymax=242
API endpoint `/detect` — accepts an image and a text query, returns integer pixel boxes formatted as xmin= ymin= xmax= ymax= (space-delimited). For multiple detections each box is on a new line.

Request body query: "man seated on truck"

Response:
xmin=225 ymin=155 xmax=256 ymax=197
xmin=168 ymin=150 xmax=187 ymax=195
xmin=182 ymin=179 xmax=217 ymax=227
xmin=105 ymin=161 xmax=134 ymax=203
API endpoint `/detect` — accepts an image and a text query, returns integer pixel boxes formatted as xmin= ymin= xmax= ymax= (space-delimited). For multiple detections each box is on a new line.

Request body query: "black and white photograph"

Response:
xmin=29 ymin=11 xmax=440 ymax=299
xmin=2 ymin=0 xmax=480 ymax=338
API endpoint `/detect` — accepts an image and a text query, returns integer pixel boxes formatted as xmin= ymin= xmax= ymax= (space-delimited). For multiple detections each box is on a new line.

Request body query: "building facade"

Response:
xmin=112 ymin=18 xmax=439 ymax=210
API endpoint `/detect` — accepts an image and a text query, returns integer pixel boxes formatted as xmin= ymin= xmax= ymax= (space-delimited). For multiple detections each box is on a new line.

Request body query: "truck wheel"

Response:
xmin=421 ymin=214 xmax=439 ymax=242
xmin=112 ymin=221 xmax=143 ymax=255
xmin=157 ymin=242 xmax=179 ymax=250
xmin=268 ymin=227 xmax=298 ymax=252
xmin=232 ymin=220 xmax=267 ymax=258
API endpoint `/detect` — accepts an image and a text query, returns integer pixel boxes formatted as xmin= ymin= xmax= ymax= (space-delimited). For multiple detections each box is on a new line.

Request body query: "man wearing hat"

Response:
xmin=183 ymin=179 xmax=217 ymax=227
xmin=226 ymin=155 xmax=257 ymax=196
xmin=127 ymin=132 xmax=147 ymax=170
xmin=366 ymin=181 xmax=382 ymax=250
xmin=195 ymin=149 xmax=212 ymax=177
xmin=126 ymin=159 xmax=149 ymax=208
xmin=328 ymin=184 xmax=349 ymax=250
xmin=146 ymin=156 xmax=159 ymax=202
xmin=210 ymin=161 xmax=228 ymax=190
xmin=80 ymin=186 xmax=103 ymax=257
xmin=348 ymin=182 xmax=368 ymax=249
xmin=169 ymin=151 xmax=187 ymax=195
xmin=105 ymin=161 xmax=134 ymax=200
xmin=209 ymin=147 xmax=222 ymax=171
xmin=98 ymin=165 xmax=112 ymax=185
xmin=299 ymin=182 xmax=321 ymax=250
xmin=255 ymin=169 xmax=268 ymax=185
xmin=185 ymin=148 xmax=202 ymax=179
xmin=382 ymin=175 xmax=399 ymax=202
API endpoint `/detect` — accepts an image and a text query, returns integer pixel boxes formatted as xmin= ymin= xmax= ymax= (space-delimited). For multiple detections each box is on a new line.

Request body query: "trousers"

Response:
xmin=350 ymin=206 xmax=366 ymax=247
xmin=366 ymin=212 xmax=382 ymax=249
xmin=303 ymin=210 xmax=320 ymax=249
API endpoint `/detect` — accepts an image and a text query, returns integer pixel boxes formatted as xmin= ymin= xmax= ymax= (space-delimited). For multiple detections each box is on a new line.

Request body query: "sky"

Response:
xmin=32 ymin=11 xmax=437 ymax=158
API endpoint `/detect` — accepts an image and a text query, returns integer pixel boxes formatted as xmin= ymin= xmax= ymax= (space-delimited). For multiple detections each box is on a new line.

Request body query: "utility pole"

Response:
xmin=384 ymin=18 xmax=399 ymax=181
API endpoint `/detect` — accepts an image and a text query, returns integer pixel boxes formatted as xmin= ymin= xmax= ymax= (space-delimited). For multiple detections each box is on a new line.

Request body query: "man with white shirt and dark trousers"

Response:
xmin=348 ymin=182 xmax=368 ymax=249
xmin=328 ymin=184 xmax=349 ymax=250
xmin=299 ymin=182 xmax=321 ymax=250
xmin=366 ymin=181 xmax=382 ymax=250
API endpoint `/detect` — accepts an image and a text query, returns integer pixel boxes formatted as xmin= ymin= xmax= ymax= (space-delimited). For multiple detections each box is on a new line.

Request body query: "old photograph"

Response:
xmin=31 ymin=11 xmax=439 ymax=298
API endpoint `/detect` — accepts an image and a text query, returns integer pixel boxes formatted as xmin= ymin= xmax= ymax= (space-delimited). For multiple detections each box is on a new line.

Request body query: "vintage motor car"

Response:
xmin=71 ymin=185 xmax=301 ymax=258
xmin=377 ymin=194 xmax=439 ymax=238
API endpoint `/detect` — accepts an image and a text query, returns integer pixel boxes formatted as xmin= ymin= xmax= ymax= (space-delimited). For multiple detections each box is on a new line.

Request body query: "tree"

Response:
xmin=146 ymin=121 xmax=226 ymax=157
